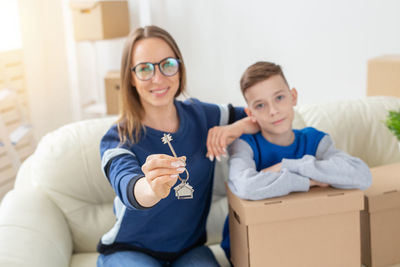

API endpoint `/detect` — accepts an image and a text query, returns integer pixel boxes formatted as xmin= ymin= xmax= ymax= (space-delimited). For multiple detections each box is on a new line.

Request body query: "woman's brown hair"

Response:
xmin=117 ymin=25 xmax=187 ymax=144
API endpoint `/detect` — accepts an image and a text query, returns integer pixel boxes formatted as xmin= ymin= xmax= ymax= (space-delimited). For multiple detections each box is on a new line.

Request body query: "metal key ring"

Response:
xmin=178 ymin=168 xmax=190 ymax=183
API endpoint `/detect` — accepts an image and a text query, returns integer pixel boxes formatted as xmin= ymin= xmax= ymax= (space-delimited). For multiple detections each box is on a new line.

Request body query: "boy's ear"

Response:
xmin=244 ymin=107 xmax=252 ymax=117
xmin=244 ymin=107 xmax=257 ymax=123
xmin=291 ymin=88 xmax=298 ymax=106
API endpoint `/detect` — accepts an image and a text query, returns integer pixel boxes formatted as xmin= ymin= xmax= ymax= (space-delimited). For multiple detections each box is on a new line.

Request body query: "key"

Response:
xmin=161 ymin=133 xmax=194 ymax=199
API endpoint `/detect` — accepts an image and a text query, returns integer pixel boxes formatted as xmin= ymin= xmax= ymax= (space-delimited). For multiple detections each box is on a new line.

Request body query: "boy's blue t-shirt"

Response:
xmin=221 ymin=127 xmax=326 ymax=259
xmin=242 ymin=127 xmax=325 ymax=171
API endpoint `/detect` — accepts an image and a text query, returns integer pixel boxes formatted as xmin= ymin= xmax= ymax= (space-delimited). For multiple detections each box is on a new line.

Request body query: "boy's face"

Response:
xmin=244 ymin=75 xmax=297 ymax=142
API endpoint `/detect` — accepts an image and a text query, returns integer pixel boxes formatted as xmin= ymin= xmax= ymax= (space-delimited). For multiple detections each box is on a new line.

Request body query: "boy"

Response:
xmin=218 ymin=61 xmax=372 ymax=260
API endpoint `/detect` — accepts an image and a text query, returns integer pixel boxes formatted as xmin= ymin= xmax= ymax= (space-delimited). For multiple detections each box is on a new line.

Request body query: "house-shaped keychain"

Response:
xmin=174 ymin=182 xmax=194 ymax=199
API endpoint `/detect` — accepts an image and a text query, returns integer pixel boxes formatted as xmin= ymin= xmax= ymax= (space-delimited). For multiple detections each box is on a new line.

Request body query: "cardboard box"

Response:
xmin=361 ymin=163 xmax=400 ymax=267
xmin=70 ymin=0 xmax=130 ymax=41
xmin=227 ymin=185 xmax=364 ymax=267
xmin=104 ymin=70 xmax=121 ymax=114
xmin=367 ymin=55 xmax=400 ymax=98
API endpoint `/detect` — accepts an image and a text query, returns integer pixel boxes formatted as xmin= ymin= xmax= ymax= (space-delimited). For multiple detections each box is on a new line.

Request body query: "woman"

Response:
xmin=97 ymin=25 xmax=250 ymax=266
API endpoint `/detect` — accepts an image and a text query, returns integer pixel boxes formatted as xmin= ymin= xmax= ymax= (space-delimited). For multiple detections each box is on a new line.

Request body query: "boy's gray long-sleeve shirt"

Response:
xmin=228 ymin=135 xmax=372 ymax=200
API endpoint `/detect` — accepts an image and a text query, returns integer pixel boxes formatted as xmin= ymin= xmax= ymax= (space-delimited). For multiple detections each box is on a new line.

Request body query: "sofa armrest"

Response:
xmin=206 ymin=196 xmax=228 ymax=245
xmin=14 ymin=156 xmax=34 ymax=190
xmin=0 ymin=189 xmax=73 ymax=267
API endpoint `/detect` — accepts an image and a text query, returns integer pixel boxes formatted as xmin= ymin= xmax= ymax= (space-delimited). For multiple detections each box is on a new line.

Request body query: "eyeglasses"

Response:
xmin=131 ymin=57 xmax=180 ymax=81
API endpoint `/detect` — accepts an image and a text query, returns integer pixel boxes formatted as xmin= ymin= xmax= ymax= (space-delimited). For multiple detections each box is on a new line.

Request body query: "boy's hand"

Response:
xmin=261 ymin=162 xmax=282 ymax=173
xmin=309 ymin=179 xmax=330 ymax=188
xmin=206 ymin=117 xmax=260 ymax=161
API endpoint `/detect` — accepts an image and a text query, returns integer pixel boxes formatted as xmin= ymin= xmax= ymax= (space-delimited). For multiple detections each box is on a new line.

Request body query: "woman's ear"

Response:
xmin=290 ymin=88 xmax=298 ymax=106
xmin=245 ymin=107 xmax=257 ymax=123
xmin=130 ymin=75 xmax=136 ymax=88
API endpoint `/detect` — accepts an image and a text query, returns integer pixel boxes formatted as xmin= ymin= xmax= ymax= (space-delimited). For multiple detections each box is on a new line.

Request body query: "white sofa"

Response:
xmin=0 ymin=96 xmax=400 ymax=267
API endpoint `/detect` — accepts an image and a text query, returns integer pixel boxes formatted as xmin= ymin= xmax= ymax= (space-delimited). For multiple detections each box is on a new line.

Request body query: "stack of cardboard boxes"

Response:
xmin=227 ymin=162 xmax=400 ymax=267
xmin=363 ymin=56 xmax=400 ymax=266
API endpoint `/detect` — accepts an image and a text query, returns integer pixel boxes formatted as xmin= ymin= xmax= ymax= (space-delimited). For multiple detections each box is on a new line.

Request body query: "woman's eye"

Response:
xmin=162 ymin=61 xmax=172 ymax=68
xmin=138 ymin=64 xmax=152 ymax=73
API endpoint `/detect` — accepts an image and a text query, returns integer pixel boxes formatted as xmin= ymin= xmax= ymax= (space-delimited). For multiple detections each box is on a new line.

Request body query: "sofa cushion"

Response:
xmin=70 ymin=253 xmax=97 ymax=267
xmin=29 ymin=117 xmax=118 ymax=252
xmin=296 ymin=96 xmax=400 ymax=167
xmin=0 ymin=190 xmax=72 ymax=267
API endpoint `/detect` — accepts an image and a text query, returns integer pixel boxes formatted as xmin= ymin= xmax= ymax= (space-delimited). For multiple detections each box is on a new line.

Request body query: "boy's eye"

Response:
xmin=255 ymin=103 xmax=265 ymax=110
xmin=276 ymin=95 xmax=284 ymax=101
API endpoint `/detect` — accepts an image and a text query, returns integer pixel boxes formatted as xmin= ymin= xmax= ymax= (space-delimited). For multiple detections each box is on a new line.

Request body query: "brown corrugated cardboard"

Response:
xmin=104 ymin=70 xmax=120 ymax=115
xmin=361 ymin=163 xmax=400 ymax=267
xmin=227 ymin=185 xmax=364 ymax=267
xmin=367 ymin=55 xmax=400 ymax=98
xmin=70 ymin=1 xmax=130 ymax=41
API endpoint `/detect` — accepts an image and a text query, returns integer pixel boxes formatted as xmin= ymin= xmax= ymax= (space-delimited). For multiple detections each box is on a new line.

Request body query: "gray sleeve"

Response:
xmin=217 ymin=104 xmax=230 ymax=125
xmin=227 ymin=139 xmax=310 ymax=200
xmin=282 ymin=135 xmax=372 ymax=190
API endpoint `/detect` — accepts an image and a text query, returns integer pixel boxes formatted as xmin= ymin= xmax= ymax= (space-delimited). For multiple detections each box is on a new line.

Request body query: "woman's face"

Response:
xmin=131 ymin=37 xmax=180 ymax=110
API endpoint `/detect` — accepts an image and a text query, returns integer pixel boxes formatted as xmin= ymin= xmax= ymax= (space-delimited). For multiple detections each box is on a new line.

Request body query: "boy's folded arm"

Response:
xmin=281 ymin=135 xmax=372 ymax=190
xmin=228 ymin=139 xmax=310 ymax=200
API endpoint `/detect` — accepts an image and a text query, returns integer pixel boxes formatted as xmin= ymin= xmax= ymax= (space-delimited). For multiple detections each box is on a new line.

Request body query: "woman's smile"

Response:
xmin=150 ymin=87 xmax=169 ymax=97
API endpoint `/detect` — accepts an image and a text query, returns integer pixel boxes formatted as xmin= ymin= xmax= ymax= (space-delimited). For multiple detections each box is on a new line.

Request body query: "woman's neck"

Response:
xmin=141 ymin=102 xmax=180 ymax=133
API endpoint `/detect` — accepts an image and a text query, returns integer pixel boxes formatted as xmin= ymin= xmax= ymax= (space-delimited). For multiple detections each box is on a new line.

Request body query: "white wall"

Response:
xmin=77 ymin=0 xmax=400 ymax=108
xmin=0 ymin=1 xmax=22 ymax=51
xmin=18 ymin=0 xmax=79 ymax=140
xmin=148 ymin=0 xmax=400 ymax=106
xmin=18 ymin=0 xmax=400 ymax=138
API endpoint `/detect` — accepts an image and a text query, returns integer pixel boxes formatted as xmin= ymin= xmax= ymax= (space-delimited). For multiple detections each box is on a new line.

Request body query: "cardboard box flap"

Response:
xmin=70 ymin=0 xmax=124 ymax=10
xmin=227 ymin=185 xmax=364 ymax=225
xmin=70 ymin=1 xmax=99 ymax=10
xmin=369 ymin=55 xmax=400 ymax=62
xmin=365 ymin=163 xmax=400 ymax=212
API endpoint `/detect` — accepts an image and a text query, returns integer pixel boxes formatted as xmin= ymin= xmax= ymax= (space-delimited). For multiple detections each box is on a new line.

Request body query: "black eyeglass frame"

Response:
xmin=131 ymin=57 xmax=181 ymax=81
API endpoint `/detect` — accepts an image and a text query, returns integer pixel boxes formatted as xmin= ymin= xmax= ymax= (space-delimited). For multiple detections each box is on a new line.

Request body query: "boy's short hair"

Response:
xmin=240 ymin=61 xmax=289 ymax=96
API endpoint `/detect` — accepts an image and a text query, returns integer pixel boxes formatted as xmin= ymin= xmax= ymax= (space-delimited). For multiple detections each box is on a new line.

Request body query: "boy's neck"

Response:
xmin=261 ymin=129 xmax=295 ymax=146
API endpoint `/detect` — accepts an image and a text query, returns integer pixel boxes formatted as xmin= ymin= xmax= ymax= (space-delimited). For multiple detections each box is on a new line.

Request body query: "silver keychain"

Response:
xmin=161 ymin=133 xmax=194 ymax=199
